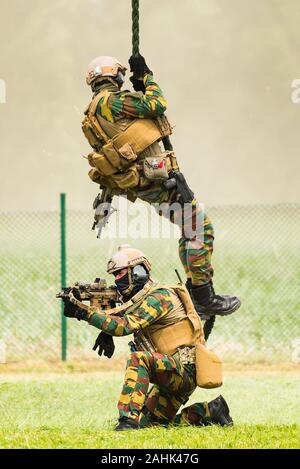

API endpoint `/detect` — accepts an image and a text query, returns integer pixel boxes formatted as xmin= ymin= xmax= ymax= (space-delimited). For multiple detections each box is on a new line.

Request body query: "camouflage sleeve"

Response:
xmin=88 ymin=288 xmax=173 ymax=336
xmin=106 ymin=74 xmax=168 ymax=120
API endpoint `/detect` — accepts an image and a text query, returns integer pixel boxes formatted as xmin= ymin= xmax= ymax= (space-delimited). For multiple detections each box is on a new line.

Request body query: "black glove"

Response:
xmin=93 ymin=332 xmax=115 ymax=358
xmin=130 ymin=75 xmax=146 ymax=93
xmin=128 ymin=54 xmax=152 ymax=78
xmin=63 ymin=288 xmax=87 ymax=321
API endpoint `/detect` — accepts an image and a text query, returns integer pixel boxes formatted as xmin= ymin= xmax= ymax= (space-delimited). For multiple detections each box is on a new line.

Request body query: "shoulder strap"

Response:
xmin=89 ymin=90 xmax=109 ymax=113
xmin=88 ymin=91 xmax=111 ymax=144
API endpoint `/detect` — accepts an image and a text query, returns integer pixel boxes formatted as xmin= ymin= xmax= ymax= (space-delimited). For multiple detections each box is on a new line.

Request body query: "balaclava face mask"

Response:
xmin=115 ymin=266 xmax=149 ymax=300
xmin=115 ymin=272 xmax=130 ymax=294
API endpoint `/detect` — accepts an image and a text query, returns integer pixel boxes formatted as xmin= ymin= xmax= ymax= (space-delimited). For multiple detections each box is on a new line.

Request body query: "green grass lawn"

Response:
xmin=0 ymin=369 xmax=299 ymax=449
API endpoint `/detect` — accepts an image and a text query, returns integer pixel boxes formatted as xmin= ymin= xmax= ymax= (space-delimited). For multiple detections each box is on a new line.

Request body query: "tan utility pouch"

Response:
xmin=88 ymin=168 xmax=102 ymax=184
xmin=150 ymin=319 xmax=195 ymax=356
xmin=113 ymin=119 xmax=162 ymax=154
xmin=88 ymin=152 xmax=117 ymax=176
xmin=155 ymin=115 xmax=173 ymax=138
xmin=82 ymin=116 xmax=100 ymax=149
xmin=118 ymin=143 xmax=137 ymax=164
xmin=143 ymin=155 xmax=169 ymax=180
xmin=88 ymin=157 xmax=139 ymax=190
xmin=165 ymin=151 xmax=179 ymax=172
xmin=109 ymin=165 xmax=140 ymax=190
xmin=102 ymin=141 xmax=122 ymax=169
xmin=102 ymin=141 xmax=138 ymax=171
xmin=195 ymin=344 xmax=223 ymax=389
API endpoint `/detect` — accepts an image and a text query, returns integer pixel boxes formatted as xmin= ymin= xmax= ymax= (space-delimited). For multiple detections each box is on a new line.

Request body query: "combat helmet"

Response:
xmin=107 ymin=245 xmax=151 ymax=297
xmin=86 ymin=56 xmax=127 ymax=89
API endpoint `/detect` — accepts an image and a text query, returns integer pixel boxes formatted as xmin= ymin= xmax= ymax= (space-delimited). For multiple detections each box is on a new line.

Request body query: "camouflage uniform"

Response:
xmin=96 ymin=74 xmax=168 ymax=121
xmin=89 ymin=287 xmax=210 ymax=427
xmin=95 ymin=75 xmax=214 ymax=286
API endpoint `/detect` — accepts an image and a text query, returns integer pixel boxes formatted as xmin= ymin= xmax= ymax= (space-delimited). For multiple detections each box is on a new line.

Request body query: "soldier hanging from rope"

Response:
xmin=81 ymin=54 xmax=240 ymax=321
xmin=80 ymin=0 xmax=241 ymax=324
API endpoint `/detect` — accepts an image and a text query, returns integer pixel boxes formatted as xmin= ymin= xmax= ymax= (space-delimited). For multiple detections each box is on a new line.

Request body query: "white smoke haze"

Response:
xmin=0 ymin=0 xmax=299 ymax=211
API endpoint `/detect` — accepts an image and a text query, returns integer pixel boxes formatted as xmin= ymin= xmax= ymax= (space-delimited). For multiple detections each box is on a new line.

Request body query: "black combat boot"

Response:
xmin=115 ymin=417 xmax=140 ymax=431
xmin=186 ymin=280 xmax=241 ymax=317
xmin=208 ymin=395 xmax=234 ymax=427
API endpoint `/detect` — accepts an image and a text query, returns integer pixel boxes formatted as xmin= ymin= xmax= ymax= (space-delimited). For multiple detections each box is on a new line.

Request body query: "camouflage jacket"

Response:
xmin=89 ymin=288 xmax=173 ymax=336
xmin=95 ymin=74 xmax=167 ymax=123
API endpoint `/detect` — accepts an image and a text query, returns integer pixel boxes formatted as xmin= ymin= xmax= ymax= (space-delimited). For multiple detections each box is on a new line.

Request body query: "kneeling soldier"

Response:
xmin=63 ymin=245 xmax=233 ymax=431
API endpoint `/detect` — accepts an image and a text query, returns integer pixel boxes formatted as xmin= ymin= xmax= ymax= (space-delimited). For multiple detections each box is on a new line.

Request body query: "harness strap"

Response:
xmin=88 ymin=91 xmax=111 ymax=144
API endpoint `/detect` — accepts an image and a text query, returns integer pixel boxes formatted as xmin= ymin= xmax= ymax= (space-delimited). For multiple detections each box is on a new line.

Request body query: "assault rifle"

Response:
xmin=56 ymin=278 xmax=121 ymax=311
xmin=92 ymin=187 xmax=117 ymax=239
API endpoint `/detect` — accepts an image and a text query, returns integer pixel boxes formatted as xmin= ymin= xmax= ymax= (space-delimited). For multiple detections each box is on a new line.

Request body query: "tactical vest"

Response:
xmin=134 ymin=284 xmax=205 ymax=356
xmin=82 ymin=90 xmax=178 ymax=191
xmin=96 ymin=280 xmax=205 ymax=354
xmin=128 ymin=282 xmax=222 ymax=389
xmin=84 ymin=280 xmax=222 ymax=389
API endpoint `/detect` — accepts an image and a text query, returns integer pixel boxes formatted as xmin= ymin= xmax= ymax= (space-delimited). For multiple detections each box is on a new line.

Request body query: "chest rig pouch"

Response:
xmin=82 ymin=92 xmax=138 ymax=189
xmin=82 ymin=91 xmax=173 ymax=190
xmin=143 ymin=155 xmax=169 ymax=180
xmin=83 ymin=91 xmax=168 ymax=190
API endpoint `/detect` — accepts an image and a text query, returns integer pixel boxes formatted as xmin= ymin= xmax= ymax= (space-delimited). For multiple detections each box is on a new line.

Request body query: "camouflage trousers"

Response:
xmin=118 ymin=351 xmax=210 ymax=427
xmin=135 ymin=181 xmax=214 ymax=285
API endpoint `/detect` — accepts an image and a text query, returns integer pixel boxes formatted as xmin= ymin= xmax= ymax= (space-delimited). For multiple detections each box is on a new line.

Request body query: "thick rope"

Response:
xmin=130 ymin=0 xmax=214 ymax=338
xmin=132 ymin=0 xmax=140 ymax=56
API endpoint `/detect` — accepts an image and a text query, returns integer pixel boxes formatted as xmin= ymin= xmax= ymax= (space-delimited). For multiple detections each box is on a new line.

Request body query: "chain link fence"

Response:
xmin=0 ymin=202 xmax=300 ymax=364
